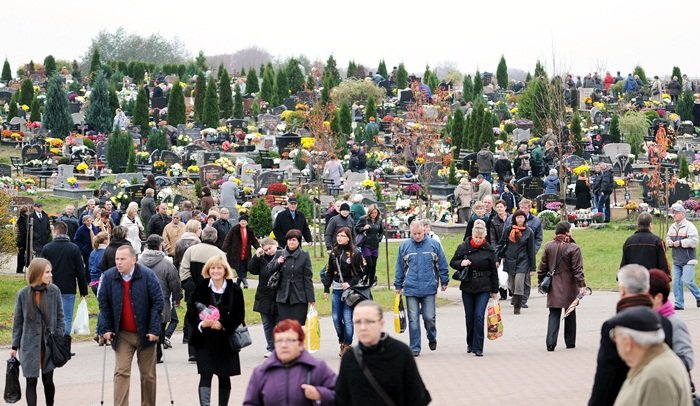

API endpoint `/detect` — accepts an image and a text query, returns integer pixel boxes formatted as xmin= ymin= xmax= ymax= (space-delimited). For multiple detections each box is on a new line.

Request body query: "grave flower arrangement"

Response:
xmin=246 ymin=132 xmax=263 ymax=144
xmin=47 ymin=138 xmax=64 ymax=148
xmin=214 ymin=157 xmax=235 ymax=173
xmin=187 ymin=165 xmax=199 ymax=173
xmin=624 ymin=201 xmax=639 ymax=211
xmin=592 ymin=212 xmax=604 ymax=223
xmin=571 ymin=164 xmax=589 ymax=176
xmin=201 ymin=128 xmax=218 ymax=139
xmin=394 ymin=165 xmax=410 ymax=175
xmin=545 ymin=201 xmax=562 ymax=211
xmin=67 ymin=177 xmax=78 ymax=188
xmin=117 ymin=179 xmax=131 ymax=189
xmin=136 ymin=151 xmax=150 ymax=162
xmin=153 ymin=161 xmax=167 ymax=170
xmin=1 ymin=130 xmax=11 ymax=139
xmin=403 ymin=183 xmax=421 ymax=196
xmin=11 ymin=132 xmax=23 ymax=141
xmin=683 ymin=199 xmax=700 ymax=212
xmin=177 ymin=134 xmax=192 ymax=146
xmin=26 ymin=159 xmax=43 ymax=167
xmin=76 ymin=162 xmax=89 ymax=172
xmin=537 ymin=210 xmax=560 ymax=229
xmin=168 ymin=163 xmax=184 ymax=177
xmin=111 ymin=191 xmax=130 ymax=207
xmin=430 ymin=200 xmax=452 ymax=223
xmin=49 ymin=148 xmax=61 ymax=155
xmin=361 ymin=179 xmax=375 ymax=190
xmin=267 ymin=182 xmax=288 ymax=196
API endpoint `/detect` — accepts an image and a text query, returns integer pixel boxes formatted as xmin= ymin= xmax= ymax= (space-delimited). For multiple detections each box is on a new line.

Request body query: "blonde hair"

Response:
xmin=473 ymin=201 xmax=485 ymax=211
xmin=202 ymin=255 xmax=234 ymax=279
xmin=367 ymin=204 xmax=381 ymax=220
xmin=185 ymin=219 xmax=202 ymax=233
xmin=126 ymin=203 xmax=138 ymax=218
xmin=27 ymin=258 xmax=51 ymax=287
xmin=93 ymin=231 xmax=109 ymax=249
xmin=259 ymin=237 xmax=278 ymax=247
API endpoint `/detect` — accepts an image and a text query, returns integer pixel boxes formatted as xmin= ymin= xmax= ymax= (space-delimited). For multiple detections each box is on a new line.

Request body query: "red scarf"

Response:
xmin=509 ymin=225 xmax=526 ymax=243
xmin=469 ymin=238 xmax=486 ymax=249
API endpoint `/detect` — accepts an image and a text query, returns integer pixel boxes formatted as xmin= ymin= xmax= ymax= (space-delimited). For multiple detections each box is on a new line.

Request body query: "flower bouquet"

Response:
xmin=153 ymin=161 xmax=167 ymax=172
xmin=169 ymin=163 xmax=184 ymax=177
xmin=76 ymin=162 xmax=89 ymax=172
xmin=67 ymin=177 xmax=78 ymax=188
xmin=545 ymin=201 xmax=562 ymax=212
xmin=187 ymin=165 xmax=200 ymax=174
xmin=361 ymin=179 xmax=375 ymax=190
xmin=177 ymin=134 xmax=192 ymax=146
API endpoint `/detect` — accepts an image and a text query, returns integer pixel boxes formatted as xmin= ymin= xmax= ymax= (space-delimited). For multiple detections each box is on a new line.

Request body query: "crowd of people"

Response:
xmin=9 ymin=178 xmax=699 ymax=404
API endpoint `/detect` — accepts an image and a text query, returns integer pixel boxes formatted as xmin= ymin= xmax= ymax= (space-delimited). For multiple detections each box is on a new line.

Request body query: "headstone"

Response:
xmin=151 ymin=97 xmax=167 ymax=109
xmin=21 ymin=144 xmax=44 ymax=162
xmin=191 ymin=139 xmax=212 ymax=150
xmin=185 ymin=144 xmax=205 ymax=163
xmin=0 ymin=88 xmax=15 ymax=103
xmin=602 ymin=143 xmax=631 ymax=159
xmin=0 ymin=163 xmax=12 ymax=177
xmin=160 ymin=150 xmax=180 ymax=166
xmin=579 ymin=88 xmax=594 ymax=108
xmin=229 ymin=119 xmax=247 ymax=131
xmin=148 ymin=149 xmax=160 ymax=164
xmin=9 ymin=117 xmax=25 ymax=132
xmin=680 ymin=122 xmax=695 ymax=135
xmin=614 ymin=154 xmax=633 ymax=176
xmin=276 ymin=134 xmax=301 ymax=152
xmin=417 ymin=162 xmax=442 ymax=182
xmin=590 ymin=155 xmax=613 ymax=166
xmin=278 ymin=159 xmax=294 ymax=173
xmin=513 ymin=128 xmax=531 ymax=144
xmin=670 ymin=182 xmax=691 ymax=204
xmin=271 ymin=106 xmax=286 ymax=115
xmin=297 ymin=91 xmax=315 ymax=106
xmin=283 ymin=97 xmax=297 ymax=111
xmin=257 ymin=171 xmax=285 ymax=190
xmin=243 ymin=98 xmax=254 ymax=116
xmin=200 ymin=164 xmax=225 ymax=187
xmin=203 ymin=151 xmax=221 ymax=165
xmin=562 ymin=155 xmax=586 ymax=170
xmin=516 ymin=176 xmax=545 ymax=200
xmin=461 ymin=152 xmax=479 ymax=177
xmin=241 ymin=164 xmax=262 ymax=185
xmin=536 ymin=193 xmax=563 ymax=213
xmin=71 ymin=112 xmax=85 ymax=126
xmin=343 ymin=172 xmax=367 ymax=193
xmin=258 ymin=114 xmax=281 ymax=135
xmin=56 ymin=164 xmax=74 ymax=188
xmin=125 ymin=185 xmax=144 ymax=205
xmin=116 ymin=172 xmax=145 ymax=185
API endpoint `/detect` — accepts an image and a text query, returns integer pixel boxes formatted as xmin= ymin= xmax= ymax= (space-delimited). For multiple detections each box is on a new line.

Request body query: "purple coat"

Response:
xmin=243 ymin=350 xmax=336 ymax=405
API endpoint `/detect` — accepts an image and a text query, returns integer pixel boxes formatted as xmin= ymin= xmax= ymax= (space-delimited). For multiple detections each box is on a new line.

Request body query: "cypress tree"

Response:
xmin=609 ymin=113 xmax=621 ymax=143
xmin=480 ymin=111 xmax=495 ymax=148
xmin=167 ymin=81 xmax=186 ymax=126
xmin=286 ymin=58 xmax=305 ymax=94
xmin=672 ymin=66 xmax=682 ymax=86
xmin=473 ymin=70 xmax=483 ymax=99
xmin=28 ymin=60 xmax=34 ymax=74
xmin=126 ymin=148 xmax=137 ymax=173
xmin=423 ymin=65 xmax=431 ymax=85
xmin=29 ymin=96 xmax=41 ymax=122
xmin=1 ymin=59 xmax=11 ymax=81
xmin=633 ymin=65 xmax=648 ymax=85
xmin=219 ymin=69 xmax=233 ymax=119
xmin=273 ymin=68 xmax=289 ymax=106
xmin=193 ymin=74 xmax=206 ymax=123
xmin=365 ymin=95 xmax=377 ymax=123
xmin=534 ymin=60 xmax=547 ymax=79
xmin=245 ymin=68 xmax=259 ymax=94
xmin=240 ymin=67 xmax=246 ymax=77
xmin=261 ymin=63 xmax=275 ymax=104
xmin=107 ymin=130 xmax=132 ymax=173
xmin=396 ymin=63 xmax=408 ymax=89
xmin=571 ymin=113 xmax=582 ymax=140
xmin=217 ymin=63 xmax=225 ymax=81
xmin=202 ymin=77 xmax=219 ymax=128
xmin=233 ymin=84 xmax=243 ymax=119
xmin=249 ymin=198 xmax=272 ymax=238
xmin=43 ymin=75 xmax=73 ymax=139
xmin=377 ymin=60 xmax=388 ymax=79
xmin=306 ymin=74 xmax=315 ymax=91
xmin=8 ymin=93 xmax=18 ymax=120
xmin=347 ymin=60 xmax=357 ymax=79
xmin=679 ymin=154 xmax=690 ymax=179
xmin=19 ymin=79 xmax=34 ymax=107
xmin=451 ymin=111 xmax=465 ymax=159
xmin=320 ymin=76 xmax=332 ymax=106
xmin=133 ymin=86 xmax=150 ymax=136
xmin=252 ymin=100 xmax=260 ymax=117
xmin=89 ymin=49 xmax=101 ymax=79
xmin=428 ymin=73 xmax=439 ymax=93
xmin=85 ymin=71 xmax=112 ymax=133
xmin=109 ymin=84 xmax=120 ymax=114
xmin=43 ymin=55 xmax=56 ymax=77
xmin=525 ymin=72 xmax=532 ymax=83
xmin=462 ymin=75 xmax=473 ymax=103
xmin=338 ymin=102 xmax=352 ymax=135
xmin=323 ymin=55 xmax=341 ymax=88
xmin=259 ymin=64 xmax=264 ymax=78
xmin=677 ymin=90 xmax=694 ymax=121
xmin=131 ymin=63 xmax=145 ymax=85
xmin=146 ymin=128 xmax=169 ymax=152
xmin=71 ymin=60 xmax=81 ymax=81
xmin=496 ymin=55 xmax=508 ymax=89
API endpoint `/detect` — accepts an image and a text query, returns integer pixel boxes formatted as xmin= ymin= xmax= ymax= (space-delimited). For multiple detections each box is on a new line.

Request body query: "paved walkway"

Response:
xmin=6 ymin=288 xmax=700 ymax=405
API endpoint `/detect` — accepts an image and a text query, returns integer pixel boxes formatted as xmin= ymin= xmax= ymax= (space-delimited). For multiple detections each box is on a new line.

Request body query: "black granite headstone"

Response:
xmin=516 ymin=176 xmax=545 ymax=200
xmin=21 ymin=145 xmax=44 ymax=162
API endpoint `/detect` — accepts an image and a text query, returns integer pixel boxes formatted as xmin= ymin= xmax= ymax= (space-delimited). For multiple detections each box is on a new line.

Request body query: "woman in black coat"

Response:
xmin=496 ymin=210 xmax=536 ymax=314
xmin=450 ymin=220 xmax=499 ymax=357
xmin=221 ymin=214 xmax=260 ymax=289
xmin=574 ymin=173 xmax=592 ymax=209
xmin=15 ymin=205 xmax=30 ymax=273
xmin=355 ymin=204 xmax=384 ymax=285
xmin=186 ymin=255 xmax=244 ymax=406
xmin=267 ymin=229 xmax=315 ymax=325
xmin=247 ymin=237 xmax=280 ymax=357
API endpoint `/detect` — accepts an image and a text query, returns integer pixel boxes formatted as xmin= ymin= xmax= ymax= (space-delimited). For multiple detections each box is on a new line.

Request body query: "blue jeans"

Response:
xmin=260 ymin=312 xmax=277 ymax=352
xmin=61 ymin=294 xmax=76 ymax=335
xmin=672 ymin=263 xmax=700 ymax=308
xmin=480 ymin=173 xmax=492 ymax=183
xmin=461 ymin=291 xmax=490 ymax=353
xmin=405 ymin=295 xmax=437 ymax=353
xmin=596 ymin=193 xmax=611 ymax=222
xmin=332 ymin=290 xmax=354 ymax=344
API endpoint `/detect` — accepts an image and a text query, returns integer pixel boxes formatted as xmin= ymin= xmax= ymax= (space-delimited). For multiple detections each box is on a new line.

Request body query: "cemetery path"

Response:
xmin=10 ymin=290 xmax=700 ymax=405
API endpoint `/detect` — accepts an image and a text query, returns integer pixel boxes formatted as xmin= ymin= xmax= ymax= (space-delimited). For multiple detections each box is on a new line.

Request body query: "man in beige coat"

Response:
xmin=453 ymin=177 xmax=473 ymax=223
xmin=162 ymin=212 xmax=185 ymax=257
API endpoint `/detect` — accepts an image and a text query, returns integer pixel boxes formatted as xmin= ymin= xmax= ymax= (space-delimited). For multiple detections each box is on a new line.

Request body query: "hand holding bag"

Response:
xmin=4 ymin=356 xmax=21 ymax=403
xmin=71 ymin=298 xmax=90 ymax=335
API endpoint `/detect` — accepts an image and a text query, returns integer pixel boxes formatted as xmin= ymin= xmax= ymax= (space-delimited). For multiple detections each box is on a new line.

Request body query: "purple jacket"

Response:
xmin=243 ymin=350 xmax=336 ymax=405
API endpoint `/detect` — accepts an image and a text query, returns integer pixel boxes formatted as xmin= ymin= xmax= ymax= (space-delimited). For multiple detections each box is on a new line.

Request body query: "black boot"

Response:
xmin=513 ymin=295 xmax=522 ymax=315
xmin=199 ymin=387 xmax=211 ymax=406
xmin=219 ymin=388 xmax=231 ymax=406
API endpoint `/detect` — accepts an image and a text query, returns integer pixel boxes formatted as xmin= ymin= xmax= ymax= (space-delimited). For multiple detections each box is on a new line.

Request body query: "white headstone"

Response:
xmin=602 ymin=143 xmax=631 ymax=158
xmin=57 ymin=164 xmax=74 ymax=188
xmin=241 ymin=164 xmax=262 ymax=186
xmin=343 ymin=172 xmax=368 ymax=193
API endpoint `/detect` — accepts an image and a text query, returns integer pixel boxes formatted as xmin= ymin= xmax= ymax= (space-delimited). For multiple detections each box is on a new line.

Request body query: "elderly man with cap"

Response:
xmin=608 ymin=306 xmax=691 ymax=406
xmin=138 ymin=235 xmax=182 ymax=363
xmin=272 ymin=196 xmax=312 ymax=243
xmin=324 ymin=202 xmax=356 ymax=252
xmin=665 ymin=202 xmax=700 ymax=310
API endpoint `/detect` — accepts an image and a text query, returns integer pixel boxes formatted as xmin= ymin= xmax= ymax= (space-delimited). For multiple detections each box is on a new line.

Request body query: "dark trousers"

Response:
xmin=157 ymin=323 xmax=166 ymax=362
xmin=236 ymin=260 xmax=249 ymax=286
xmin=546 ymin=308 xmax=576 ymax=348
xmin=165 ymin=306 xmax=179 ymax=338
xmin=364 ymin=255 xmax=378 ymax=284
xmin=182 ymin=278 xmax=196 ymax=356
xmin=462 ymin=291 xmax=490 ymax=353
xmin=522 ymin=272 xmax=532 ymax=305
xmin=260 ymin=311 xmax=277 ymax=352
xmin=278 ymin=302 xmax=308 ymax=325
xmin=26 ymin=371 xmax=55 ymax=406
xmin=16 ymin=247 xmax=27 ymax=273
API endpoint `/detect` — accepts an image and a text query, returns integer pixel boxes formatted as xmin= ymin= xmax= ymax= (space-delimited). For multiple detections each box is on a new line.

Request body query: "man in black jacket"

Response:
xmin=148 ymin=202 xmax=171 ymax=237
xmin=57 ymin=205 xmax=79 ymax=241
xmin=213 ymin=207 xmax=233 ymax=249
xmin=272 ymin=197 xmax=312 ymax=243
xmin=41 ymin=221 xmax=88 ymax=335
xmin=30 ymin=202 xmax=51 ymax=255
xmin=620 ymin=212 xmax=670 ymax=274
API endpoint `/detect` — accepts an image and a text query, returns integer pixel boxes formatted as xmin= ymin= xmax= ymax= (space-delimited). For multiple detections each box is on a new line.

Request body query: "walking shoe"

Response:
xmin=467 ymin=347 xmax=472 ymax=354
xmin=697 ymin=300 xmax=700 ymax=308
xmin=547 ymin=345 xmax=555 ymax=352
xmin=429 ymin=341 xmax=437 ymax=351
xmin=413 ymin=352 xmax=420 ymax=357
xmin=566 ymin=345 xmax=575 ymax=349
xmin=474 ymin=352 xmax=483 ymax=357
xmin=188 ymin=355 xmax=196 ymax=363
xmin=521 ymin=304 xmax=529 ymax=309
xmin=263 ymin=351 xmax=272 ymax=358
xmin=156 ymin=359 xmax=163 ymax=364
xmin=163 ymin=337 xmax=172 ymax=349
xmin=674 ymin=306 xmax=685 ymax=310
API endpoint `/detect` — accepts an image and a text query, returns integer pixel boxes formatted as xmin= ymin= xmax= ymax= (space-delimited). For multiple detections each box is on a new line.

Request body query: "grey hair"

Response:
xmin=549 ymin=168 xmax=557 ymax=176
xmin=617 ymin=264 xmax=650 ymax=294
xmin=409 ymin=219 xmax=424 ymax=231
xmin=354 ymin=300 xmax=383 ymax=320
xmin=615 ymin=326 xmax=665 ymax=346
xmin=472 ymin=219 xmax=487 ymax=238
xmin=201 ymin=226 xmax=218 ymax=243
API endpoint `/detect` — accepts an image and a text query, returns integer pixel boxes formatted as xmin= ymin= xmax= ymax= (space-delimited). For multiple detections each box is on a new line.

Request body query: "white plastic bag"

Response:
xmin=71 ymin=298 xmax=90 ymax=335
xmin=497 ymin=262 xmax=508 ymax=290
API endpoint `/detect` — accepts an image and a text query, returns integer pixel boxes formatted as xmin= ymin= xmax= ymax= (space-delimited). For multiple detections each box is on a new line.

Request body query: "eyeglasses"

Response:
xmin=353 ymin=319 xmax=381 ymax=326
xmin=274 ymin=338 xmax=299 ymax=345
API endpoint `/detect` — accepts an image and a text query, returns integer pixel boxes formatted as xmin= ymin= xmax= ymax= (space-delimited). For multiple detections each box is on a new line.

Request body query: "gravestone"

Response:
xmin=590 ymin=155 xmax=613 ymax=166
xmin=199 ymin=164 xmax=225 ymax=187
xmin=614 ymin=154 xmax=633 ymax=176
xmin=101 ymin=182 xmax=118 ymax=195
xmin=670 ymin=183 xmax=691 ymax=204
xmin=513 ymin=128 xmax=531 ymax=144
xmin=192 ymin=139 xmax=212 ymax=150
xmin=71 ymin=148 xmax=96 ymax=164
xmin=229 ymin=119 xmax=247 ymax=131
xmin=283 ymin=97 xmax=297 ymax=111
xmin=536 ymin=193 xmax=563 ymax=213
xmin=241 ymin=164 xmax=262 ymax=185
xmin=151 ymin=97 xmax=167 ymax=109
xmin=9 ymin=117 xmax=26 ymax=132
xmin=160 ymin=150 xmax=180 ymax=166
xmin=278 ymin=159 xmax=294 ymax=174
xmin=418 ymin=162 xmax=442 ymax=183
xmin=125 ymin=185 xmax=145 ymax=206
xmin=343 ymin=172 xmax=367 ymax=193
xmin=271 ymin=106 xmax=286 ymax=115
xmin=276 ymin=134 xmax=301 ymax=152
xmin=516 ymin=176 xmax=545 ymax=200
xmin=579 ymin=88 xmax=594 ymax=108
xmin=461 ymin=152 xmax=479 ymax=177
xmin=602 ymin=143 xmax=631 ymax=159
xmin=243 ymin=98 xmax=254 ymax=116
xmin=56 ymin=164 xmax=74 ymax=188
xmin=680 ymin=122 xmax=695 ymax=136
xmin=258 ymin=114 xmax=281 ymax=135
xmin=0 ymin=89 xmax=15 ymax=103
xmin=297 ymin=91 xmax=315 ymax=106
xmin=148 ymin=149 xmax=160 ymax=165
xmin=0 ymin=163 xmax=12 ymax=177
xmin=202 ymin=151 xmax=221 ymax=165
xmin=21 ymin=144 xmax=44 ymax=162
xmin=185 ymin=144 xmax=205 ymax=163
xmin=562 ymin=155 xmax=586 ymax=171
xmin=116 ymin=172 xmax=145 ymax=185
xmin=257 ymin=171 xmax=285 ymax=190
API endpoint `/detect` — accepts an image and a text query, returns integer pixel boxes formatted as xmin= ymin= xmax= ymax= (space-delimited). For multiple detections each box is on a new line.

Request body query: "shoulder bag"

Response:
xmin=36 ymin=303 xmax=71 ymax=368
xmin=229 ymin=321 xmax=252 ymax=351
xmin=538 ymin=245 xmax=564 ymax=294
xmin=337 ymin=256 xmax=371 ymax=307
xmin=352 ymin=345 xmax=397 ymax=406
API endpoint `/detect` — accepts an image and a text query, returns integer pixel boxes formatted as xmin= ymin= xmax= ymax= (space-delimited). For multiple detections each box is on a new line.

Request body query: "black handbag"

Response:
xmin=539 ymin=246 xmax=564 ymax=294
xmin=267 ymin=270 xmax=281 ymax=289
xmin=336 ymin=257 xmax=371 ymax=307
xmin=36 ymin=303 xmax=71 ymax=368
xmin=4 ymin=356 xmax=21 ymax=403
xmin=229 ymin=322 xmax=252 ymax=351
xmin=452 ymin=266 xmax=470 ymax=283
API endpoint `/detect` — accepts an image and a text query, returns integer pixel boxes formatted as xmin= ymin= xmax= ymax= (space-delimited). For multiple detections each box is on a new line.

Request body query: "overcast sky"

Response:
xmin=12 ymin=0 xmax=699 ymax=78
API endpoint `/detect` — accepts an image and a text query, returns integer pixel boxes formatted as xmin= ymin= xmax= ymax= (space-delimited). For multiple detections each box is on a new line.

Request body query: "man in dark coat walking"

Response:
xmin=41 ymin=221 xmax=88 ymax=335
xmin=213 ymin=207 xmax=233 ymax=249
xmin=620 ymin=212 xmax=670 ymax=274
xmin=272 ymin=196 xmax=312 ymax=243
xmin=31 ymin=202 xmax=51 ymax=255
xmin=147 ymin=202 xmax=171 ymax=237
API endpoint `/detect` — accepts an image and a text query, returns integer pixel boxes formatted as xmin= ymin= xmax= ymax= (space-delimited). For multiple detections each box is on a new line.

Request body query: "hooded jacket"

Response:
xmin=476 ymin=149 xmax=495 ymax=173
xmin=174 ymin=231 xmax=200 ymax=269
xmin=453 ymin=180 xmax=474 ymax=208
xmin=544 ymin=174 xmax=560 ymax=194
xmin=138 ymin=249 xmax=182 ymax=323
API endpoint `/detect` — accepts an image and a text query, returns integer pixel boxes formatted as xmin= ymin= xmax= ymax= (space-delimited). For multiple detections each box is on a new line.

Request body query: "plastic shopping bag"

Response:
xmin=71 ymin=298 xmax=90 ymax=335
xmin=497 ymin=262 xmax=508 ymax=290
xmin=4 ymin=356 xmax=21 ymax=403
xmin=393 ymin=293 xmax=407 ymax=334
xmin=487 ymin=299 xmax=503 ymax=340
xmin=304 ymin=304 xmax=320 ymax=353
